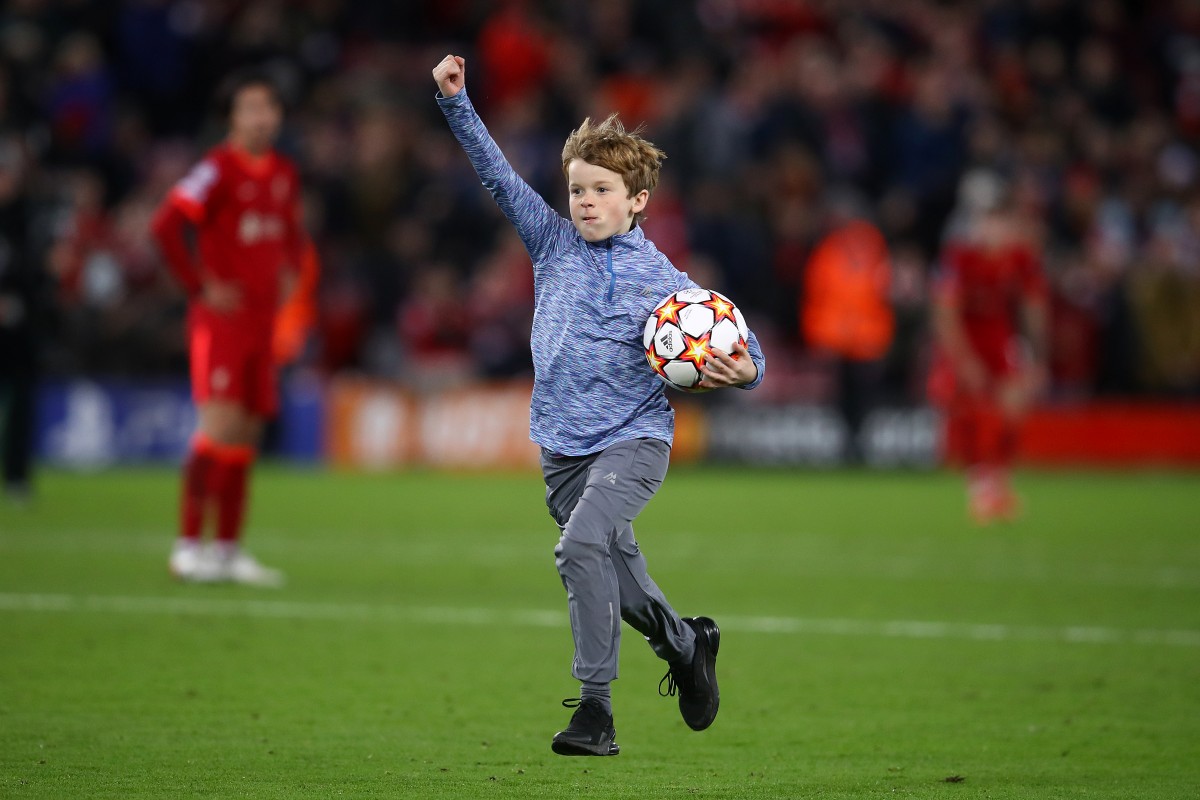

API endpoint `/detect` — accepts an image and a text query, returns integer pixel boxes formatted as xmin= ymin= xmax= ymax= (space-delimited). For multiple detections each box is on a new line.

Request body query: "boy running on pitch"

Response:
xmin=433 ymin=54 xmax=766 ymax=756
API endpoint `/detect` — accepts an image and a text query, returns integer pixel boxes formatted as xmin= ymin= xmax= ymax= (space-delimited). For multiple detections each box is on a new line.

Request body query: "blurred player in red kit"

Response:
xmin=151 ymin=69 xmax=309 ymax=584
xmin=929 ymin=176 xmax=1048 ymax=524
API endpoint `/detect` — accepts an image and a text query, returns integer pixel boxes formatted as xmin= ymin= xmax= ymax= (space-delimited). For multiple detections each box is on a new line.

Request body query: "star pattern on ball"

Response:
xmin=704 ymin=294 xmax=737 ymax=324
xmin=646 ymin=347 xmax=668 ymax=373
xmin=654 ymin=297 xmax=686 ymax=327
xmin=680 ymin=332 xmax=712 ymax=369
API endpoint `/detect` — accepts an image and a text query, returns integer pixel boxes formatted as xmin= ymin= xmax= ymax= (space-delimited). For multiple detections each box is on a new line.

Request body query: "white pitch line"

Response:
xmin=0 ymin=592 xmax=1198 ymax=648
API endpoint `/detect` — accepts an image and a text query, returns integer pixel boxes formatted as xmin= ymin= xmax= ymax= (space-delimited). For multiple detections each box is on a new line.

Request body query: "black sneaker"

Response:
xmin=551 ymin=698 xmax=620 ymax=756
xmin=659 ymin=616 xmax=720 ymax=731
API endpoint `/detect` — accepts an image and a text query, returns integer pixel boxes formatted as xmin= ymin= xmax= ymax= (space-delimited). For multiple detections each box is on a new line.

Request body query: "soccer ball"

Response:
xmin=643 ymin=288 xmax=749 ymax=393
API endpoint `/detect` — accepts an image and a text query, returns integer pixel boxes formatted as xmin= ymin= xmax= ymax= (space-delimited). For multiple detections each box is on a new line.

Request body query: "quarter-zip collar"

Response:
xmin=588 ymin=226 xmax=645 ymax=301
xmin=585 ymin=224 xmax=645 ymax=251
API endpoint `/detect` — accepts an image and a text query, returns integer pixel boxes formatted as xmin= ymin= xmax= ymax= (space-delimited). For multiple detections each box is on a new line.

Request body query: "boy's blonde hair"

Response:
xmin=561 ymin=114 xmax=665 ymax=224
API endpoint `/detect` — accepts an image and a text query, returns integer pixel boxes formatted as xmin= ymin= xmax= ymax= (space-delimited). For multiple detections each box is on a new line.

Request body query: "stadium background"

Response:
xmin=2 ymin=5 xmax=1199 ymax=798
xmin=3 ymin=0 xmax=1200 ymax=470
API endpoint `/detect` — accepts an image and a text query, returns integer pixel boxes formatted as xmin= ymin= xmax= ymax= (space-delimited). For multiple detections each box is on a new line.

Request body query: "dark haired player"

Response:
xmin=151 ymin=70 xmax=306 ymax=585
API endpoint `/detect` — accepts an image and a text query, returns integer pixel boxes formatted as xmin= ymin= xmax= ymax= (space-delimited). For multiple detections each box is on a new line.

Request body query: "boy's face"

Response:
xmin=229 ymin=84 xmax=282 ymax=154
xmin=567 ymin=159 xmax=648 ymax=242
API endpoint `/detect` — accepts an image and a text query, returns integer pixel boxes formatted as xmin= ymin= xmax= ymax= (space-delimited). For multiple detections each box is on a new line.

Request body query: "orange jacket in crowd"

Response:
xmin=801 ymin=219 xmax=894 ymax=362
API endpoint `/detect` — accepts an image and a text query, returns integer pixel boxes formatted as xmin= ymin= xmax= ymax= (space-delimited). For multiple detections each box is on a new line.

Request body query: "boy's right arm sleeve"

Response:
xmin=437 ymin=89 xmax=567 ymax=263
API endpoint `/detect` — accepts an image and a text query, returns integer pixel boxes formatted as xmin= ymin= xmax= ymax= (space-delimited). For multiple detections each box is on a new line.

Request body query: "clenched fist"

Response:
xmin=433 ymin=54 xmax=466 ymax=97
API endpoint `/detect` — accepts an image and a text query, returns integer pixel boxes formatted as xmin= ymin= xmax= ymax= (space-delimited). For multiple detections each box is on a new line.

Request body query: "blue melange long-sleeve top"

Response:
xmin=438 ymin=89 xmax=766 ymax=456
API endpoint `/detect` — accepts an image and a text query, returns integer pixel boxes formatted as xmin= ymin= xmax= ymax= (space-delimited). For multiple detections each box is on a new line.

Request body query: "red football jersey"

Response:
xmin=165 ymin=143 xmax=304 ymax=325
xmin=933 ymin=242 xmax=1047 ymax=373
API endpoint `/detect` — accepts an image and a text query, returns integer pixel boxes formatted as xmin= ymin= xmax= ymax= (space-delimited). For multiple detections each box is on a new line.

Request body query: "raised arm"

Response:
xmin=432 ymin=55 xmax=570 ymax=265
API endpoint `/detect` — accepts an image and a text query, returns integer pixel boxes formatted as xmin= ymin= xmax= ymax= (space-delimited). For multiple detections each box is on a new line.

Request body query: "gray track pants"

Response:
xmin=542 ymin=437 xmax=695 ymax=684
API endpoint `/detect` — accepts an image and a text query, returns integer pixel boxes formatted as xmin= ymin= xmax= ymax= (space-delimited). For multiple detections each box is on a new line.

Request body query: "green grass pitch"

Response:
xmin=1 ymin=466 xmax=1198 ymax=799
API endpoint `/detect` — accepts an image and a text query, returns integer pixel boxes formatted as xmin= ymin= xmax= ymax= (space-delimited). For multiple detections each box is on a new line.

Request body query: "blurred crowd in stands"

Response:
xmin=3 ymin=0 xmax=1200 ymax=405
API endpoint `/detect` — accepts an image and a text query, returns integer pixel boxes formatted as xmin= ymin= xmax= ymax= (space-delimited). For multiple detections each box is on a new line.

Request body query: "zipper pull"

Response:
xmin=605 ymin=237 xmax=615 ymax=302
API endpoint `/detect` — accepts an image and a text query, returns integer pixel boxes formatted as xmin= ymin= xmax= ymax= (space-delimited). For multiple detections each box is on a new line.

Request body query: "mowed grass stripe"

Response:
xmin=6 ymin=528 xmax=1200 ymax=590
xmin=3 ymin=591 xmax=1198 ymax=647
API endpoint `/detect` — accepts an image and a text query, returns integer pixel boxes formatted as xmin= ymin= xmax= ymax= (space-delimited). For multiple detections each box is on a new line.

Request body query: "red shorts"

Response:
xmin=188 ymin=307 xmax=278 ymax=418
xmin=927 ymin=337 xmax=1025 ymax=409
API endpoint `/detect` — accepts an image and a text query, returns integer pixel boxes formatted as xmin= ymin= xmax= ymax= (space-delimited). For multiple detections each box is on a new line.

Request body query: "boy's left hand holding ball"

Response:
xmin=699 ymin=341 xmax=757 ymax=389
